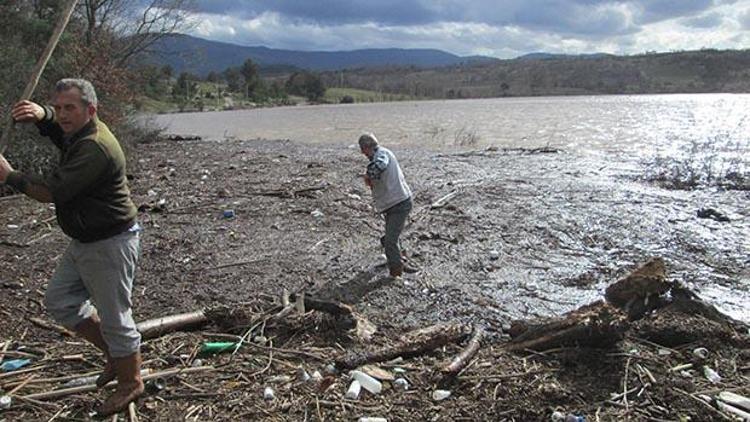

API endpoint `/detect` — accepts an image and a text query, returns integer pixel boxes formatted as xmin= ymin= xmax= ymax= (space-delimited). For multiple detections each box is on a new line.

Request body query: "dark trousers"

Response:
xmin=380 ymin=197 xmax=412 ymax=269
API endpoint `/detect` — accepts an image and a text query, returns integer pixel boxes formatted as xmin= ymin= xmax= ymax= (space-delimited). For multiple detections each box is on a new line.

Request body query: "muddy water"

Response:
xmin=151 ymin=93 xmax=749 ymax=157
xmin=150 ymin=95 xmax=749 ymax=323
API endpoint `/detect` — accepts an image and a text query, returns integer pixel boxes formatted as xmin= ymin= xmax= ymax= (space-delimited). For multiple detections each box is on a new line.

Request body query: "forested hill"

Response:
xmin=318 ymin=49 xmax=750 ymax=98
xmin=147 ymin=34 xmax=497 ymax=75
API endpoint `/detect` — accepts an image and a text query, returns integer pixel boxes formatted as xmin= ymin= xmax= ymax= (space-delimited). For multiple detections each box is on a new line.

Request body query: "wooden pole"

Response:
xmin=136 ymin=310 xmax=208 ymax=340
xmin=0 ymin=0 xmax=79 ymax=155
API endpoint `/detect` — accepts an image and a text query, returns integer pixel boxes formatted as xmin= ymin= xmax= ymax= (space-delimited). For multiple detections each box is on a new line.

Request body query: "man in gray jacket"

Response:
xmin=359 ymin=133 xmax=412 ymax=278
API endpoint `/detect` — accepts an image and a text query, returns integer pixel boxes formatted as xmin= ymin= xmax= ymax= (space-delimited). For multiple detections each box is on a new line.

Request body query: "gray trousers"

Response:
xmin=45 ymin=230 xmax=141 ymax=358
xmin=380 ymin=197 xmax=412 ymax=269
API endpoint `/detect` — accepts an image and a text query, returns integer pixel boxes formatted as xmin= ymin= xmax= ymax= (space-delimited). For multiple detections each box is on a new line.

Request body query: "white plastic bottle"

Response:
xmin=350 ymin=370 xmax=382 ymax=394
xmin=345 ymin=380 xmax=362 ymax=400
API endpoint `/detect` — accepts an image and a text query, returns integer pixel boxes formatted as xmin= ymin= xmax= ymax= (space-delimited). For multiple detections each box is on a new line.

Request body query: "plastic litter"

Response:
xmin=692 ymin=347 xmax=709 ymax=359
xmin=393 ymin=378 xmax=409 ymax=391
xmin=432 ymin=389 xmax=451 ymax=401
xmin=263 ymin=386 xmax=275 ymax=401
xmin=199 ymin=342 xmax=239 ymax=354
xmin=565 ymin=415 xmax=585 ymax=422
xmin=703 ymin=366 xmax=722 ymax=384
xmin=297 ymin=368 xmax=311 ymax=382
xmin=350 ymin=370 xmax=382 ymax=394
xmin=311 ymin=371 xmax=323 ymax=382
xmin=0 ymin=359 xmax=31 ymax=372
xmin=223 ymin=209 xmax=235 ymax=218
xmin=0 ymin=395 xmax=11 ymax=410
xmin=551 ymin=411 xmax=566 ymax=421
xmin=358 ymin=418 xmax=387 ymax=422
xmin=345 ymin=380 xmax=362 ymax=400
xmin=147 ymin=377 xmax=166 ymax=393
xmin=311 ymin=209 xmax=324 ymax=218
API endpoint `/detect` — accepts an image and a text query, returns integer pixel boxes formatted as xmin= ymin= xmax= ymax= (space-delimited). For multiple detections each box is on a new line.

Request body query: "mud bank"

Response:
xmin=0 ymin=137 xmax=747 ymax=420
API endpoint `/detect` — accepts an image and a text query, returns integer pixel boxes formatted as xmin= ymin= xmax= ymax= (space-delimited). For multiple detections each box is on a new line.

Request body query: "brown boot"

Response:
xmin=96 ymin=352 xmax=145 ymax=416
xmin=74 ymin=316 xmax=115 ymax=388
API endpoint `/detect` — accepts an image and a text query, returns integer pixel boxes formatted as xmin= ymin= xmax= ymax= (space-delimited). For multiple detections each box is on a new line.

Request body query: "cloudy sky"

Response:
xmin=186 ymin=0 xmax=750 ymax=58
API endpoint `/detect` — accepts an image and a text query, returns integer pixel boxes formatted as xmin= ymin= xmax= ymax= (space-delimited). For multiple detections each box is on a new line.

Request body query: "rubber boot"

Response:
xmin=96 ymin=351 xmax=145 ymax=416
xmin=73 ymin=315 xmax=115 ymax=387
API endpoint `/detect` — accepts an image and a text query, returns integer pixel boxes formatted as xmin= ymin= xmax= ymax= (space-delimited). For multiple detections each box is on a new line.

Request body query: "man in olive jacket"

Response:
xmin=0 ymin=79 xmax=143 ymax=416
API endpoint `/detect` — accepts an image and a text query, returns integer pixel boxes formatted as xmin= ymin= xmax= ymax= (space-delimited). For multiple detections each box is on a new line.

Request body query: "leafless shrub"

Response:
xmin=642 ymin=129 xmax=749 ymax=190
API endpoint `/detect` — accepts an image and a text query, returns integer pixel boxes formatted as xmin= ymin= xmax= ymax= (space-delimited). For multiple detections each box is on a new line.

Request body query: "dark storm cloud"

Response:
xmin=629 ymin=0 xmax=716 ymax=23
xmin=187 ymin=0 xmax=748 ymax=57
xmin=680 ymin=12 xmax=724 ymax=28
xmin=192 ymin=0 xmax=439 ymax=25
xmin=192 ymin=0 xmax=721 ymax=36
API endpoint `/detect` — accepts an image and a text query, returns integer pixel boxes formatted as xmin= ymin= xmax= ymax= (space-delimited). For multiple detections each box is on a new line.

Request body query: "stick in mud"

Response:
xmin=335 ymin=323 xmax=471 ymax=370
xmin=441 ymin=326 xmax=484 ymax=377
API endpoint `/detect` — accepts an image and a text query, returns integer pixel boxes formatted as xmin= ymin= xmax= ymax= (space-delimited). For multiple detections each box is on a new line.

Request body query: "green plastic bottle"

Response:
xmin=200 ymin=342 xmax=239 ymax=354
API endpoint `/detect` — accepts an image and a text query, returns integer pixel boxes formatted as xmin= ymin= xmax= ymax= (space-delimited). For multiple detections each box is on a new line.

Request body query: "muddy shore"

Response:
xmin=0 ymin=137 xmax=747 ymax=420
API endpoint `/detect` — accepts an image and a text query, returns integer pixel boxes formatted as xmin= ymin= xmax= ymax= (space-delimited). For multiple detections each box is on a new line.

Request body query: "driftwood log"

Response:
xmin=292 ymin=294 xmax=377 ymax=341
xmin=335 ymin=323 xmax=471 ymax=370
xmin=136 ymin=311 xmax=208 ymax=340
xmin=136 ymin=293 xmax=377 ymax=341
xmin=441 ymin=326 xmax=484 ymax=377
xmin=506 ymin=301 xmax=629 ymax=351
xmin=508 ymin=257 xmax=747 ymax=353
xmin=605 ymin=257 xmax=670 ymax=320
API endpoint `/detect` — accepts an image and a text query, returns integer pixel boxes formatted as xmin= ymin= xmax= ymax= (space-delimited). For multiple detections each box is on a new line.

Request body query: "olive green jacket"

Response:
xmin=7 ymin=106 xmax=136 ymax=242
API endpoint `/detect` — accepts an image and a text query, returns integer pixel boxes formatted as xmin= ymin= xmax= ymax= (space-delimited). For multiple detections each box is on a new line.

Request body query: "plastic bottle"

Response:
xmin=63 ymin=374 xmax=100 ymax=387
xmin=199 ymin=342 xmax=239 ymax=354
xmin=432 ymin=390 xmax=451 ymax=401
xmin=703 ymin=366 xmax=722 ymax=384
xmin=345 ymin=380 xmax=362 ymax=400
xmin=350 ymin=370 xmax=382 ymax=394
xmin=0 ymin=359 xmax=31 ymax=372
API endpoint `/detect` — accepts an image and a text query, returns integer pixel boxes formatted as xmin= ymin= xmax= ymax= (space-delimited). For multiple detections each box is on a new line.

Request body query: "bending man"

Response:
xmin=359 ymin=132 xmax=413 ymax=278
xmin=0 ymin=79 xmax=143 ymax=416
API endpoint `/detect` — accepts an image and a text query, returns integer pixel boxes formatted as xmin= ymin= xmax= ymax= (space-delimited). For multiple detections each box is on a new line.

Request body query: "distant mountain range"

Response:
xmin=144 ymin=34 xmax=499 ymax=76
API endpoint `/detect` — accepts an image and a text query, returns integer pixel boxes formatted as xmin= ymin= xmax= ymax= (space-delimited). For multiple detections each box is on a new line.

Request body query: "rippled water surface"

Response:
xmin=152 ymin=94 xmax=749 ymax=157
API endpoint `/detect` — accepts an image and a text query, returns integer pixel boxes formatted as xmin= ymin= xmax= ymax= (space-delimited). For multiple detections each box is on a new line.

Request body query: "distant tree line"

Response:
xmin=138 ymin=58 xmax=328 ymax=111
xmin=318 ymin=49 xmax=750 ymax=99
